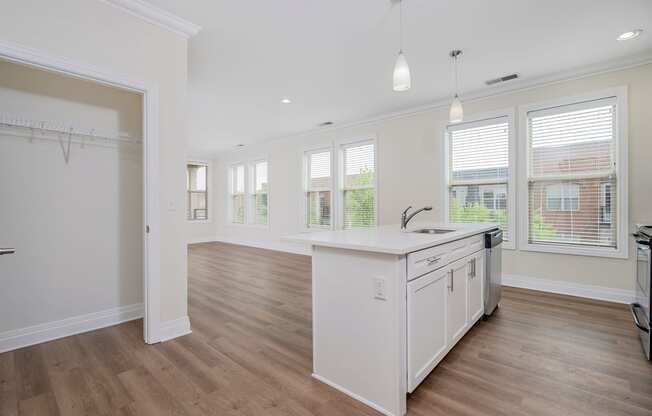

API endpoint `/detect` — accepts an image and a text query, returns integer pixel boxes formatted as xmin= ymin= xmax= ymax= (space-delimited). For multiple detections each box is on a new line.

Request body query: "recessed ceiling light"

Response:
xmin=235 ymin=144 xmax=245 ymax=148
xmin=617 ymin=29 xmax=643 ymax=41
xmin=280 ymin=98 xmax=292 ymax=104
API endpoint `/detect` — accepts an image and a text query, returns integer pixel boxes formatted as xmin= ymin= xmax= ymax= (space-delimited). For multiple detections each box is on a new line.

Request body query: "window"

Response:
xmin=600 ymin=183 xmax=612 ymax=224
xmin=342 ymin=141 xmax=376 ymax=229
xmin=447 ymin=116 xmax=513 ymax=244
xmin=252 ymin=161 xmax=268 ymax=225
xmin=545 ymin=183 xmax=580 ymax=212
xmin=187 ymin=163 xmax=208 ymax=221
xmin=229 ymin=160 xmax=269 ymax=226
xmin=229 ymin=164 xmax=245 ymax=224
xmin=523 ymin=95 xmax=624 ymax=255
xmin=305 ymin=150 xmax=332 ymax=229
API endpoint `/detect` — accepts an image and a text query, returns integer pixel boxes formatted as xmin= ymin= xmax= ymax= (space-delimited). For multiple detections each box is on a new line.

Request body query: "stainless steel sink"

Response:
xmin=411 ymin=228 xmax=455 ymax=234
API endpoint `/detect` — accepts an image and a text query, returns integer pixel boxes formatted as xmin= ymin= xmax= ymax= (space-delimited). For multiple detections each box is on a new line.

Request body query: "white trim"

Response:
xmin=159 ymin=316 xmax=192 ymax=342
xmin=241 ymin=52 xmax=652 ymax=152
xmin=101 ymin=0 xmax=201 ymax=38
xmin=503 ymin=274 xmax=635 ymax=304
xmin=0 ymin=304 xmax=143 ymax=354
xmin=0 ymin=40 xmax=162 ymax=344
xmin=443 ymin=109 xmax=517 ymax=250
xmin=311 ymin=374 xmax=396 ymax=416
xmin=517 ymin=87 xmax=628 ymax=259
xmin=186 ymin=235 xmax=218 ymax=245
xmin=213 ymin=235 xmax=311 ymax=256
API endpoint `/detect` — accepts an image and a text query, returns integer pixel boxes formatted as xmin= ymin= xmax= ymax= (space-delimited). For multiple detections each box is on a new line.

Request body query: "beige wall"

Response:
xmin=0 ymin=0 xmax=189 ymax=323
xmin=0 ymin=61 xmax=143 ymax=331
xmin=214 ymin=63 xmax=652 ymax=292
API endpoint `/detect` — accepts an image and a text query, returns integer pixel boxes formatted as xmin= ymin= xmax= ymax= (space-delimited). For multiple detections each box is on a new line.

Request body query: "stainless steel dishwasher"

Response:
xmin=484 ymin=229 xmax=503 ymax=316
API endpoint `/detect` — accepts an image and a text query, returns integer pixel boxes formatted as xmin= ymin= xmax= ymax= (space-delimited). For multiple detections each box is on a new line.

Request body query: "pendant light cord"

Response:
xmin=454 ymin=54 xmax=458 ymax=97
xmin=399 ymin=0 xmax=403 ymax=53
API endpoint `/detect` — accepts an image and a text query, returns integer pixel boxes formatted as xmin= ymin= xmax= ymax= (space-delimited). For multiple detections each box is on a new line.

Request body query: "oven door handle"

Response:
xmin=630 ymin=303 xmax=650 ymax=333
xmin=636 ymin=239 xmax=650 ymax=246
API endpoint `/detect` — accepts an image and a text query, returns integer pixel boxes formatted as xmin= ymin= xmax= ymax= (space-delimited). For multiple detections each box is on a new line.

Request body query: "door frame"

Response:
xmin=0 ymin=39 xmax=162 ymax=344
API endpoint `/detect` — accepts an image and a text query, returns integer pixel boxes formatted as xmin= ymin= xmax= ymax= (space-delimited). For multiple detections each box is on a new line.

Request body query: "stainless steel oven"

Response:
xmin=632 ymin=225 xmax=651 ymax=360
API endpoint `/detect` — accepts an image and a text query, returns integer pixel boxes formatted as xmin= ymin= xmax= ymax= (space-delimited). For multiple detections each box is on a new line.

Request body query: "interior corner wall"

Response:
xmin=213 ymin=63 xmax=652 ymax=292
xmin=0 ymin=0 xmax=189 ymax=324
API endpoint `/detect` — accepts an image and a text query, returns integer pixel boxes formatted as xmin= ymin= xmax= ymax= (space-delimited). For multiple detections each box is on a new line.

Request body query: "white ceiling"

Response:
xmin=146 ymin=0 xmax=652 ymax=154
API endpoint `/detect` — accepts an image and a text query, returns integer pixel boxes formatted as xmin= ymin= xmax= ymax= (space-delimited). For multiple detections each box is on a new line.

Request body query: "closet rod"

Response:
xmin=0 ymin=117 xmax=142 ymax=145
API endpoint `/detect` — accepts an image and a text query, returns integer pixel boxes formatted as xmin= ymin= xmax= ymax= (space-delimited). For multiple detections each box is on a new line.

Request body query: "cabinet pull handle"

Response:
xmin=426 ymin=256 xmax=441 ymax=265
xmin=448 ymin=269 xmax=454 ymax=291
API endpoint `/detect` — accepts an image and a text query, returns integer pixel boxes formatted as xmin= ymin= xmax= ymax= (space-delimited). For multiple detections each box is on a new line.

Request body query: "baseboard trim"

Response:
xmin=503 ymin=274 xmax=635 ymax=304
xmin=0 ymin=303 xmax=143 ymax=354
xmin=186 ymin=235 xmax=218 ymax=245
xmin=213 ymin=235 xmax=312 ymax=256
xmin=311 ymin=373 xmax=396 ymax=416
xmin=159 ymin=316 xmax=192 ymax=342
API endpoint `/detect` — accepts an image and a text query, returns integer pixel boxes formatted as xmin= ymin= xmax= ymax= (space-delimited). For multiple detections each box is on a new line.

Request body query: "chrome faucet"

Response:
xmin=401 ymin=206 xmax=432 ymax=231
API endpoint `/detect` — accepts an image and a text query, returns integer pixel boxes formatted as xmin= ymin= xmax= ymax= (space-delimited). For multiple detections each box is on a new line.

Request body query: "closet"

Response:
xmin=0 ymin=59 xmax=144 ymax=351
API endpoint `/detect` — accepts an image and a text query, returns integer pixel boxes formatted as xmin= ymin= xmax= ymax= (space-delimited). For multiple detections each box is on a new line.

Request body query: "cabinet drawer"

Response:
xmin=407 ymin=234 xmax=485 ymax=281
xmin=407 ymin=245 xmax=449 ymax=280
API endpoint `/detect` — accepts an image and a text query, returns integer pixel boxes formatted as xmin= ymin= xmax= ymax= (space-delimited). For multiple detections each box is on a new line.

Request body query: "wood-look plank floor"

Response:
xmin=1 ymin=241 xmax=650 ymax=415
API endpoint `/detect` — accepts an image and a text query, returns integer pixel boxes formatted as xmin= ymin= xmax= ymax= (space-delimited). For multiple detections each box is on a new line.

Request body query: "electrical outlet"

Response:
xmin=373 ymin=277 xmax=387 ymax=301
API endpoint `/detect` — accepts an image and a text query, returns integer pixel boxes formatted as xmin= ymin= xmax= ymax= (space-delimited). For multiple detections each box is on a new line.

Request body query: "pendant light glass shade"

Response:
xmin=393 ymin=51 xmax=411 ymax=92
xmin=448 ymin=50 xmax=463 ymax=123
xmin=448 ymin=94 xmax=463 ymax=124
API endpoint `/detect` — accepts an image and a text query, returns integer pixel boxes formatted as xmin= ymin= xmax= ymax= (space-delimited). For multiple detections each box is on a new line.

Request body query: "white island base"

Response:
xmin=288 ymin=224 xmax=496 ymax=416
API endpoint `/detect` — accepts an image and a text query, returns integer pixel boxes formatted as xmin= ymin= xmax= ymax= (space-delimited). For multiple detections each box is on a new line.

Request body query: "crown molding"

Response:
xmin=101 ymin=0 xmax=201 ymax=38
xmin=212 ymin=50 xmax=652 ymax=157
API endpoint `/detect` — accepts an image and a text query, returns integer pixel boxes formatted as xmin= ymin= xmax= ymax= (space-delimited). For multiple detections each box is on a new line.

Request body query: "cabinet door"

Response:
xmin=407 ymin=267 xmax=448 ymax=392
xmin=447 ymin=257 xmax=469 ymax=345
xmin=467 ymin=250 xmax=484 ymax=323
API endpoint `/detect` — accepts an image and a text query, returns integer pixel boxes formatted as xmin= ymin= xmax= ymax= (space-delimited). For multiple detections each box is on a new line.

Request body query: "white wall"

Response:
xmin=0 ymin=0 xmax=189 ymax=324
xmin=0 ymin=61 xmax=143 ymax=332
xmin=213 ymin=63 xmax=652 ymax=292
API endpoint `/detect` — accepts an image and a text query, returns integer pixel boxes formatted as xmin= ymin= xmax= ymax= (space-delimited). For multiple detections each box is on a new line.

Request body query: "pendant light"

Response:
xmin=449 ymin=50 xmax=463 ymax=123
xmin=393 ymin=0 xmax=411 ymax=91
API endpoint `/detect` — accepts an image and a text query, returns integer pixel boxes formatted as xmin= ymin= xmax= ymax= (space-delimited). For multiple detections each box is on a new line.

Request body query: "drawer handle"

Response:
xmin=468 ymin=258 xmax=476 ymax=278
xmin=426 ymin=256 xmax=441 ymax=265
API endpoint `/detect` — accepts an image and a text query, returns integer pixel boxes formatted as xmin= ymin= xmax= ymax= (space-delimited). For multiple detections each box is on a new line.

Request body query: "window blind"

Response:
xmin=187 ymin=163 xmax=208 ymax=220
xmin=342 ymin=142 xmax=375 ymax=229
xmin=231 ymin=164 xmax=245 ymax=224
xmin=306 ymin=150 xmax=332 ymax=228
xmin=448 ymin=118 xmax=510 ymax=240
xmin=253 ymin=161 xmax=268 ymax=225
xmin=527 ymin=98 xmax=617 ymax=248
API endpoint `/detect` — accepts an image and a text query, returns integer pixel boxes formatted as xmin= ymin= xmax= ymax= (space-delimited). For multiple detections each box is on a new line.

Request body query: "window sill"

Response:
xmin=187 ymin=219 xmax=211 ymax=224
xmin=519 ymin=242 xmax=628 ymax=259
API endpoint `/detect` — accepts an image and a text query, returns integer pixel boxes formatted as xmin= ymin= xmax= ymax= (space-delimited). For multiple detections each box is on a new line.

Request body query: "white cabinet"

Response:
xmin=447 ymin=257 xmax=469 ymax=345
xmin=467 ymin=250 xmax=484 ymax=323
xmin=407 ymin=268 xmax=448 ymax=392
xmin=407 ymin=237 xmax=486 ymax=393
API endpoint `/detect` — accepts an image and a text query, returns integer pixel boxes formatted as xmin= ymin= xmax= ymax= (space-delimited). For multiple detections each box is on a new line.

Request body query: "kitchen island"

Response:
xmin=286 ymin=223 xmax=498 ymax=416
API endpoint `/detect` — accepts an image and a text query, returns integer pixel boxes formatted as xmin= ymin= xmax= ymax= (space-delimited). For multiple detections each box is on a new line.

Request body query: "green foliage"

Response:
xmin=449 ymin=198 xmax=507 ymax=231
xmin=530 ymin=208 xmax=557 ymax=240
xmin=345 ymin=167 xmax=375 ymax=228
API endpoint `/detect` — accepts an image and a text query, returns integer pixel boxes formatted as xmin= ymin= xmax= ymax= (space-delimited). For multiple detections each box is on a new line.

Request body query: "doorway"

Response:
xmin=0 ymin=41 xmax=161 ymax=350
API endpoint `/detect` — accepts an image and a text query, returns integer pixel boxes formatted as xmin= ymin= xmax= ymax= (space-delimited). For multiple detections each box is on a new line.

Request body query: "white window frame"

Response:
xmin=228 ymin=162 xmax=247 ymax=225
xmin=227 ymin=158 xmax=270 ymax=228
xmin=249 ymin=159 xmax=270 ymax=227
xmin=442 ymin=109 xmax=517 ymax=250
xmin=517 ymin=87 xmax=628 ymax=259
xmin=302 ymin=146 xmax=335 ymax=231
xmin=186 ymin=159 xmax=211 ymax=223
xmin=300 ymin=137 xmax=378 ymax=231
xmin=338 ymin=138 xmax=378 ymax=230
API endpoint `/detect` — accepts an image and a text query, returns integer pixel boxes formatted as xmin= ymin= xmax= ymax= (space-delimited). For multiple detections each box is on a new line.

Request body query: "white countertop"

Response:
xmin=284 ymin=223 xmax=499 ymax=255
